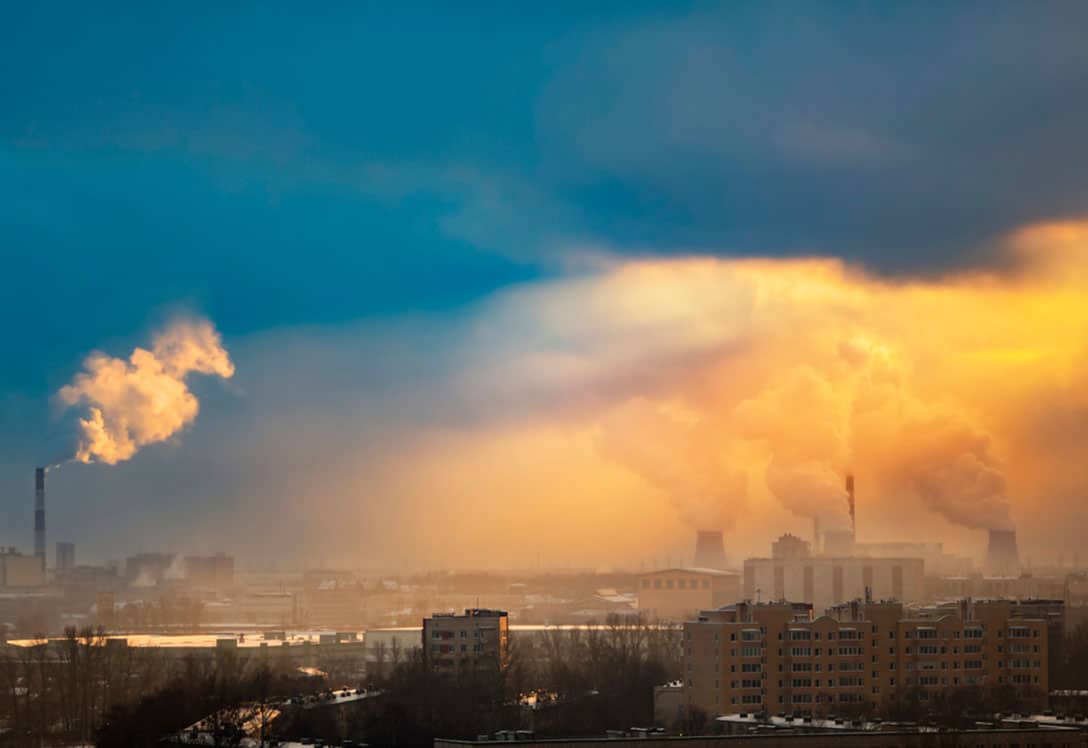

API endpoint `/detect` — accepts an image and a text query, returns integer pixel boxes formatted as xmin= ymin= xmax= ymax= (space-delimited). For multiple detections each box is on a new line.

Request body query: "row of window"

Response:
xmin=644 ymin=577 xmax=712 ymax=589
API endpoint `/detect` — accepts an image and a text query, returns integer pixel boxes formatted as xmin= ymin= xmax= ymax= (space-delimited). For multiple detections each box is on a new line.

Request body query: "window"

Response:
xmin=791 ymin=647 xmax=813 ymax=657
xmin=666 ymin=580 xmax=674 ymax=589
xmin=741 ymin=694 xmax=762 ymax=704
xmin=641 ymin=579 xmax=650 ymax=588
xmin=741 ymin=679 xmax=761 ymax=688
xmin=839 ymin=646 xmax=864 ymax=656
xmin=741 ymin=646 xmax=763 ymax=657
xmin=839 ymin=676 xmax=863 ymax=687
xmin=702 ymin=580 xmax=710 ymax=589
xmin=677 ymin=579 xmax=686 ymax=589
xmin=742 ymin=629 xmax=762 ymax=641
xmin=964 ymin=627 xmax=984 ymax=639
xmin=790 ymin=630 xmax=812 ymax=641
xmin=742 ymin=663 xmax=761 ymax=673
xmin=654 ymin=579 xmax=662 ymax=589
xmin=792 ymin=663 xmax=813 ymax=672
xmin=916 ymin=628 xmax=937 ymax=639
xmin=792 ymin=678 xmax=813 ymax=688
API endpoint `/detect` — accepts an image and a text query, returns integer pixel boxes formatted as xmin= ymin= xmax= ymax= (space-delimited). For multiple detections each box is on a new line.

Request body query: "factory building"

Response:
xmin=422 ymin=608 xmax=509 ymax=675
xmin=0 ymin=548 xmax=46 ymax=588
xmin=638 ymin=568 xmax=742 ymax=621
xmin=681 ymin=599 xmax=1051 ymax=719
xmin=745 ymin=535 xmax=925 ymax=611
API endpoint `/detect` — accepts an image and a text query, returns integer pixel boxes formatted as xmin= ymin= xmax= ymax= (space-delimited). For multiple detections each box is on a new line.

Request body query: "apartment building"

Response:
xmin=422 ymin=608 xmax=509 ymax=675
xmin=638 ymin=568 xmax=742 ymax=621
xmin=681 ymin=599 xmax=1050 ymax=718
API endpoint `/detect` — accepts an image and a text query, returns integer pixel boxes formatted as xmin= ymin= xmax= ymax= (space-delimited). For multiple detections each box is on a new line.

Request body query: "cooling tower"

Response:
xmin=693 ymin=530 xmax=728 ymax=570
xmin=985 ymin=528 xmax=1020 ymax=576
xmin=34 ymin=467 xmax=45 ymax=571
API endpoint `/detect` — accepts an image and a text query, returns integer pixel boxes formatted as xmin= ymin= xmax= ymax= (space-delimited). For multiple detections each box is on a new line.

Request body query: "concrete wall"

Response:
xmin=436 ymin=728 xmax=1086 ymax=748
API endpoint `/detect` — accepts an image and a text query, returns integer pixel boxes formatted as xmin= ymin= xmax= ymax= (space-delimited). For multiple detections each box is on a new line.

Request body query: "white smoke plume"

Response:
xmin=598 ymin=397 xmax=748 ymax=530
xmin=733 ymin=367 xmax=853 ymax=529
xmin=55 ymin=318 xmax=235 ymax=465
xmin=886 ymin=413 xmax=1014 ymax=530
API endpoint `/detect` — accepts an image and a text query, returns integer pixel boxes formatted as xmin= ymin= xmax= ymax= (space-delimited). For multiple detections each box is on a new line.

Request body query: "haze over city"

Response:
xmin=3 ymin=4 xmax=1088 ymax=745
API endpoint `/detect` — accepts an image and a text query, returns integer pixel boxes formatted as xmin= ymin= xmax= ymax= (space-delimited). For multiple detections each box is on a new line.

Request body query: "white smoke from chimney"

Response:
xmin=733 ymin=367 xmax=853 ymax=529
xmin=55 ymin=317 xmax=235 ymax=465
xmin=597 ymin=397 xmax=748 ymax=530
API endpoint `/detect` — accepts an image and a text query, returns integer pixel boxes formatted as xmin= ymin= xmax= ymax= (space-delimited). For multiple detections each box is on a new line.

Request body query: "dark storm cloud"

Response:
xmin=536 ymin=2 xmax=1088 ymax=274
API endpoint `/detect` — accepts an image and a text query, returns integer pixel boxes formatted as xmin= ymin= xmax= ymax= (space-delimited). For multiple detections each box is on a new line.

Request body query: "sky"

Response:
xmin=2 ymin=2 xmax=1087 ymax=570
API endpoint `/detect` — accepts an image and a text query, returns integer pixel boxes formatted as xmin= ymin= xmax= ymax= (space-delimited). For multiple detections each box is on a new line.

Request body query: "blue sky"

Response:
xmin=3 ymin=2 xmax=1088 ymax=565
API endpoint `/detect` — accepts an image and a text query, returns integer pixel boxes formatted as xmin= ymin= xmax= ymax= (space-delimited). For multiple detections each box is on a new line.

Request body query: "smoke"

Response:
xmin=885 ymin=414 xmax=1013 ymax=530
xmin=54 ymin=317 xmax=235 ymax=465
xmin=597 ymin=397 xmax=747 ymax=530
xmin=733 ymin=367 xmax=853 ymax=529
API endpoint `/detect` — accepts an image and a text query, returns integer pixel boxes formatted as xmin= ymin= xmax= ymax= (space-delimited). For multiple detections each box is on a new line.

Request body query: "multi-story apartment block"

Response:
xmin=422 ymin=608 xmax=509 ymax=675
xmin=681 ymin=599 xmax=1050 ymax=718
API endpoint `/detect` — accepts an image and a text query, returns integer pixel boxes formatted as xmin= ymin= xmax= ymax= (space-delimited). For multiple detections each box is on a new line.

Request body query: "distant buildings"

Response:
xmin=423 ymin=608 xmax=509 ymax=674
xmin=744 ymin=535 xmax=925 ymax=612
xmin=55 ymin=542 xmax=75 ymax=575
xmin=681 ymin=599 xmax=1051 ymax=719
xmin=0 ymin=547 xmax=45 ymax=588
xmin=638 ymin=568 xmax=742 ymax=621
xmin=183 ymin=553 xmax=234 ymax=588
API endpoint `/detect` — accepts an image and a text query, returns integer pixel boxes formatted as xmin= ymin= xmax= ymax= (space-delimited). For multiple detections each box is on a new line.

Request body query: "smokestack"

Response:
xmin=693 ymin=530 xmax=728 ymax=570
xmin=985 ymin=528 xmax=1020 ymax=576
xmin=812 ymin=516 xmax=821 ymax=554
xmin=845 ymin=474 xmax=856 ymax=534
xmin=34 ymin=467 xmax=45 ymax=571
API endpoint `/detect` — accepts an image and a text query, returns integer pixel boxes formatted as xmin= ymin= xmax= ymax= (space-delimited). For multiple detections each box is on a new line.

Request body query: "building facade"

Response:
xmin=638 ymin=568 xmax=742 ymax=621
xmin=681 ymin=599 xmax=1050 ymax=718
xmin=743 ymin=557 xmax=924 ymax=612
xmin=422 ymin=608 xmax=509 ymax=675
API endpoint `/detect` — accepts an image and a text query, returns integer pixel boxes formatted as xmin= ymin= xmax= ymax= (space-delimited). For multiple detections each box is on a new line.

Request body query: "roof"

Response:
xmin=639 ymin=567 xmax=741 ymax=577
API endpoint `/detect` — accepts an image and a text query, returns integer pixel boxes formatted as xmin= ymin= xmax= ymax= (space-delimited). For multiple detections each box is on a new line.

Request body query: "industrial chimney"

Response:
xmin=693 ymin=530 xmax=728 ymax=570
xmin=985 ymin=528 xmax=1020 ymax=576
xmin=34 ymin=467 xmax=46 ymax=571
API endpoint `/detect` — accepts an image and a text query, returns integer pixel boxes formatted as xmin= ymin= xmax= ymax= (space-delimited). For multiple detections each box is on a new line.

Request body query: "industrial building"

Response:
xmin=422 ymin=608 xmax=509 ymax=674
xmin=680 ymin=599 xmax=1051 ymax=719
xmin=744 ymin=542 xmax=924 ymax=612
xmin=638 ymin=568 xmax=743 ymax=621
xmin=0 ymin=547 xmax=46 ymax=588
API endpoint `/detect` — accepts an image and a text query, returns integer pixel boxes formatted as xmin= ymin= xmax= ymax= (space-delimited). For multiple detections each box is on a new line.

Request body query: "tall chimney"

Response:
xmin=693 ymin=530 xmax=728 ymax=570
xmin=985 ymin=528 xmax=1020 ymax=576
xmin=34 ymin=467 xmax=46 ymax=571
